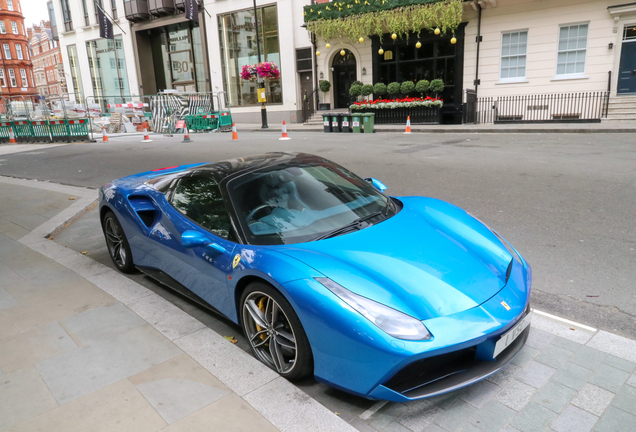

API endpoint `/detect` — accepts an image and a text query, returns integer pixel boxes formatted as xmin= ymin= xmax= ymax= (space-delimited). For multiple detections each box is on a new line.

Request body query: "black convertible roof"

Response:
xmin=191 ymin=152 xmax=325 ymax=182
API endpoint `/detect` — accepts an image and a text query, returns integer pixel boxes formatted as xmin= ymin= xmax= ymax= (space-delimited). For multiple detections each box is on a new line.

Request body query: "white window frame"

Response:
xmin=15 ymin=44 xmax=22 ymax=59
xmin=3 ymin=44 xmax=10 ymax=59
xmin=0 ymin=69 xmax=5 ymax=87
xmin=10 ymin=21 xmax=17 ymax=34
xmin=0 ymin=22 xmax=6 ymax=34
xmin=7 ymin=0 xmax=13 ymax=11
xmin=555 ymin=22 xmax=589 ymax=80
xmin=8 ymin=69 xmax=16 ymax=87
xmin=499 ymin=29 xmax=529 ymax=83
xmin=20 ymin=68 xmax=27 ymax=87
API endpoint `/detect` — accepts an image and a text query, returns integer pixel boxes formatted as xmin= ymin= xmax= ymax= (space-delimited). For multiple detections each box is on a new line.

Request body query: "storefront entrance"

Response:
xmin=618 ymin=25 xmax=636 ymax=94
xmin=332 ymin=50 xmax=357 ymax=109
xmin=135 ymin=21 xmax=208 ymax=94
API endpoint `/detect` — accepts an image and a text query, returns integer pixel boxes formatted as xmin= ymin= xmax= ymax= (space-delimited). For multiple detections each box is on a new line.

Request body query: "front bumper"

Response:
xmin=281 ymin=259 xmax=531 ymax=402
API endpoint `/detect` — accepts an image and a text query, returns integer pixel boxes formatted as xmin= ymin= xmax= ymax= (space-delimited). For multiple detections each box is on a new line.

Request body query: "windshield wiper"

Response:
xmin=313 ymin=211 xmax=383 ymax=241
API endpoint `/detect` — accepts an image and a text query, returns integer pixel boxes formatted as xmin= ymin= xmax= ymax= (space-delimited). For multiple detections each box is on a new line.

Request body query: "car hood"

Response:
xmin=275 ymin=197 xmax=513 ymax=321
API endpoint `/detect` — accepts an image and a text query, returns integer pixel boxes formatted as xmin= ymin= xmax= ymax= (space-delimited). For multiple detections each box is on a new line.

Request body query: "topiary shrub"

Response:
xmin=349 ymin=84 xmax=362 ymax=99
xmin=352 ymin=81 xmax=363 ymax=87
xmin=415 ymin=79 xmax=430 ymax=96
xmin=373 ymin=83 xmax=387 ymax=97
xmin=387 ymin=81 xmax=401 ymax=96
xmin=319 ymin=80 xmax=331 ymax=93
xmin=400 ymin=81 xmax=415 ymax=96
xmin=429 ymin=79 xmax=445 ymax=96
xmin=361 ymin=84 xmax=374 ymax=98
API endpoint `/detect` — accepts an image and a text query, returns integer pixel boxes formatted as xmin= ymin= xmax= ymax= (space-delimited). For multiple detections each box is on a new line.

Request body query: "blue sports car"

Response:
xmin=99 ymin=152 xmax=532 ymax=402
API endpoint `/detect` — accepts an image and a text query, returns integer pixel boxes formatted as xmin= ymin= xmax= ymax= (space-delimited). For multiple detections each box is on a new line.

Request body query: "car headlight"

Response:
xmin=315 ymin=277 xmax=431 ymax=341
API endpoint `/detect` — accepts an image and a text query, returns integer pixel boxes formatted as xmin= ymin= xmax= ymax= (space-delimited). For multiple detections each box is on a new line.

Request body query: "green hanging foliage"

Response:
xmin=305 ymin=0 xmax=443 ymax=22
xmin=306 ymin=0 xmax=462 ymax=43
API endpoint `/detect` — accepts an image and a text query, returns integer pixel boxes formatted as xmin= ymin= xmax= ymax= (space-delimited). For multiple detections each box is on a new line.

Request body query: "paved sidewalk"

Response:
xmin=0 ymin=177 xmax=353 ymax=432
xmin=240 ymin=121 xmax=636 ymax=134
xmin=1 ymin=176 xmax=636 ymax=432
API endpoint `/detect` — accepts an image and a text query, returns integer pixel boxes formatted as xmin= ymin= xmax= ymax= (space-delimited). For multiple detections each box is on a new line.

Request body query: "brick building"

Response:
xmin=0 ymin=0 xmax=36 ymax=96
xmin=28 ymin=21 xmax=66 ymax=95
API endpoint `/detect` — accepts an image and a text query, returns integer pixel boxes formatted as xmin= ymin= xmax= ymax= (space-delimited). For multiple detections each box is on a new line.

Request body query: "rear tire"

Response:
xmin=240 ymin=282 xmax=313 ymax=380
xmin=102 ymin=211 xmax=135 ymax=274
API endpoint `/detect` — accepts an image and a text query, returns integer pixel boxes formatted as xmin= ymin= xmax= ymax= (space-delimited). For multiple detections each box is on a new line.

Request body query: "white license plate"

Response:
xmin=493 ymin=311 xmax=532 ymax=358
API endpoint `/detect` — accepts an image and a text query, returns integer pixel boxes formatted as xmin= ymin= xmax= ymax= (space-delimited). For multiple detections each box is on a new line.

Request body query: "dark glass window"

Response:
xmin=171 ymin=177 xmax=233 ymax=239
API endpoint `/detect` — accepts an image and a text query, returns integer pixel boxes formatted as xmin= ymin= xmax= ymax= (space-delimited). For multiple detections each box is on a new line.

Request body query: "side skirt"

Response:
xmin=136 ymin=265 xmax=229 ymax=321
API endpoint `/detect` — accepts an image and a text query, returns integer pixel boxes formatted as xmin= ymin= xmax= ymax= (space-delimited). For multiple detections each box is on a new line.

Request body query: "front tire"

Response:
xmin=102 ymin=211 xmax=135 ymax=274
xmin=240 ymin=282 xmax=313 ymax=380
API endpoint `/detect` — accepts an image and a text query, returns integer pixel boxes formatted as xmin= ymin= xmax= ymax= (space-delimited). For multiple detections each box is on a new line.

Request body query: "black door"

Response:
xmin=618 ymin=41 xmax=636 ymax=94
xmin=332 ymin=50 xmax=357 ymax=109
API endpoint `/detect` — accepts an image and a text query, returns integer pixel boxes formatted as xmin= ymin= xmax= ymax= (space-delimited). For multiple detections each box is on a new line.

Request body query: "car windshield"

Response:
xmin=228 ymin=159 xmax=397 ymax=245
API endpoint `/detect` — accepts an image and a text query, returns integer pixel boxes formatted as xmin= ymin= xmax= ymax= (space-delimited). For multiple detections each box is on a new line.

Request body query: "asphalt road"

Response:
xmin=1 ymin=131 xmax=635 ymax=337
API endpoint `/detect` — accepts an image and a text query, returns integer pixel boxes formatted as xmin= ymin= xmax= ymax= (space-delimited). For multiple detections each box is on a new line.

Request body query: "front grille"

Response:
xmin=383 ymin=309 xmax=531 ymax=398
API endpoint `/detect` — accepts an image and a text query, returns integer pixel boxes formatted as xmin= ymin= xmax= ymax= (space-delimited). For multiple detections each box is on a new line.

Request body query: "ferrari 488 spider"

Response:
xmin=99 ymin=152 xmax=532 ymax=402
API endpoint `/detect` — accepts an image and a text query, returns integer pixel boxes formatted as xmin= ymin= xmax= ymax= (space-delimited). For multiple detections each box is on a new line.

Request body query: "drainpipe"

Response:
xmin=474 ymin=2 xmax=482 ymax=96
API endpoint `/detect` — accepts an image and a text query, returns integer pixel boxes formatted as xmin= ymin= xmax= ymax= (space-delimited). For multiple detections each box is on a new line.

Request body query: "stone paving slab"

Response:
xmin=3 ymin=175 xmax=636 ymax=432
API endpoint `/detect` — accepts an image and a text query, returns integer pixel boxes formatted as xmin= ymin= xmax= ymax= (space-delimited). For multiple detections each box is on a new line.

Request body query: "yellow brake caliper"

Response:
xmin=256 ymin=297 xmax=268 ymax=343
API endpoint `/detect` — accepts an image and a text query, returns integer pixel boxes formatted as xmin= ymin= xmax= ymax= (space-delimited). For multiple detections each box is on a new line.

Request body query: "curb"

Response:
xmin=250 ymin=128 xmax=636 ymax=134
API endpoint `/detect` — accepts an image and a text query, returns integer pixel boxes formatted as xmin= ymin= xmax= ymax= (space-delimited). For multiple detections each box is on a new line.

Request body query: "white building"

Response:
xmin=48 ymin=0 xmax=139 ymax=104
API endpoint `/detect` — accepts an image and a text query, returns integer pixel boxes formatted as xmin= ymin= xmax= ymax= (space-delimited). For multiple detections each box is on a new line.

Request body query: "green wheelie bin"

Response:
xmin=363 ymin=112 xmax=375 ymax=133
xmin=351 ymin=114 xmax=362 ymax=133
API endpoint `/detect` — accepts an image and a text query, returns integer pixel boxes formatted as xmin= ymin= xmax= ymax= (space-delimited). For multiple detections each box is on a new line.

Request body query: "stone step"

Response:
xmin=605 ymin=113 xmax=636 ymax=120
xmin=607 ymin=108 xmax=636 ymax=114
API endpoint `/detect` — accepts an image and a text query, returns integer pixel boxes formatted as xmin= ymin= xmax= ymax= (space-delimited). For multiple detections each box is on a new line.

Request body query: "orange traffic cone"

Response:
xmin=404 ymin=116 xmax=412 ymax=134
xmin=9 ymin=127 xmax=16 ymax=144
xmin=231 ymin=123 xmax=238 ymax=141
xmin=102 ymin=126 xmax=109 ymax=142
xmin=279 ymin=120 xmax=291 ymax=141
xmin=181 ymin=128 xmax=192 ymax=143
xmin=141 ymin=128 xmax=153 ymax=143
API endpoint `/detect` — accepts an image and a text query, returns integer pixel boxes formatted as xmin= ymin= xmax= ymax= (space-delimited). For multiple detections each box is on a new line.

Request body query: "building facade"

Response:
xmin=310 ymin=0 xmax=636 ymax=122
xmin=0 ymin=0 xmax=37 ymax=97
xmin=49 ymin=0 xmax=139 ymax=103
xmin=28 ymin=21 xmax=67 ymax=95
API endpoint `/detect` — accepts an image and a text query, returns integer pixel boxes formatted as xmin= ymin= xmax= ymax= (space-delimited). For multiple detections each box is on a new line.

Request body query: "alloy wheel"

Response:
xmin=243 ymin=291 xmax=298 ymax=374
xmin=104 ymin=217 xmax=127 ymax=266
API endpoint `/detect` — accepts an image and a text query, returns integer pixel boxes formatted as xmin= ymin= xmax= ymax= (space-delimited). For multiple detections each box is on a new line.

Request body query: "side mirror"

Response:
xmin=181 ymin=230 xmax=226 ymax=254
xmin=365 ymin=178 xmax=388 ymax=193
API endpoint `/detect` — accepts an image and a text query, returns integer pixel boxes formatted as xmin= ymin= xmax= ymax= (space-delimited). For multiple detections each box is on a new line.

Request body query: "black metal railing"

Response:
xmin=353 ymin=106 xmax=441 ymax=124
xmin=465 ymin=91 xmax=610 ymax=124
xmin=302 ymin=89 xmax=318 ymax=123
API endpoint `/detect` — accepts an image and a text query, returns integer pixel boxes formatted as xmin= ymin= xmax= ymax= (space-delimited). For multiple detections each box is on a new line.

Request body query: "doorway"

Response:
xmin=332 ymin=50 xmax=357 ymax=109
xmin=618 ymin=25 xmax=636 ymax=94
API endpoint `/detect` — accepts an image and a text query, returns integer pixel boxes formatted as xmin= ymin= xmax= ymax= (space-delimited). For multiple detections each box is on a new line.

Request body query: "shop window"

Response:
xmin=556 ymin=23 xmax=588 ymax=76
xmin=500 ymin=30 xmax=527 ymax=82
xmin=218 ymin=4 xmax=282 ymax=106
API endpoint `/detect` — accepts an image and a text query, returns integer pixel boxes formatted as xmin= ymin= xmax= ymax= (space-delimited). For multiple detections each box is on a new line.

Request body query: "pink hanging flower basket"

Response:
xmin=240 ymin=62 xmax=281 ymax=81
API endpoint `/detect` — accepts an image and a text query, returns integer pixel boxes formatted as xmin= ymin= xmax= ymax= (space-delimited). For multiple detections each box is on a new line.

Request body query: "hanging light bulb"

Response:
xmin=378 ymin=47 xmax=384 ymax=55
xmin=416 ymin=41 xmax=422 ymax=49
xmin=359 ymin=37 xmax=364 ymax=43
xmin=340 ymin=49 xmax=346 ymax=56
xmin=326 ymin=43 xmax=331 ymax=49
xmin=316 ymin=51 xmax=321 ymax=56
xmin=434 ymin=27 xmax=441 ymax=35
xmin=451 ymin=35 xmax=457 ymax=44
xmin=391 ymin=33 xmax=398 ymax=40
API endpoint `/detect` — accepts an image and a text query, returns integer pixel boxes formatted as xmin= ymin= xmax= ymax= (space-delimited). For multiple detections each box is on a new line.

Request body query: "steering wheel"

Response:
xmin=247 ymin=204 xmax=277 ymax=223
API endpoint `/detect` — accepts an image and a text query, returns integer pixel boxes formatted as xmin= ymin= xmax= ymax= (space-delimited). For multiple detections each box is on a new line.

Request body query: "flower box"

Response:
xmin=350 ymin=97 xmax=443 ymax=124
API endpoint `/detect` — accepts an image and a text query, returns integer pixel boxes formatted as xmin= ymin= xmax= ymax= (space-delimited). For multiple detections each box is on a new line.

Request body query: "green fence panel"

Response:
xmin=218 ymin=111 xmax=233 ymax=129
xmin=66 ymin=119 xmax=90 ymax=142
xmin=31 ymin=120 xmax=52 ymax=143
xmin=49 ymin=120 xmax=70 ymax=143
xmin=12 ymin=120 xmax=33 ymax=143
xmin=0 ymin=121 xmax=11 ymax=143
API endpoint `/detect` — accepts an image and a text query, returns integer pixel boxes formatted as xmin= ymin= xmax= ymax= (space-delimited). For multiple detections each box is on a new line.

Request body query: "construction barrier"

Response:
xmin=0 ymin=121 xmax=11 ymax=144
xmin=185 ymin=114 xmax=219 ymax=132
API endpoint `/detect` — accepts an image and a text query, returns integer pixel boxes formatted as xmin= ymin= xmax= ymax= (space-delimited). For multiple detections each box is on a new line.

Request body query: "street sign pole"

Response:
xmin=253 ymin=0 xmax=268 ymax=129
